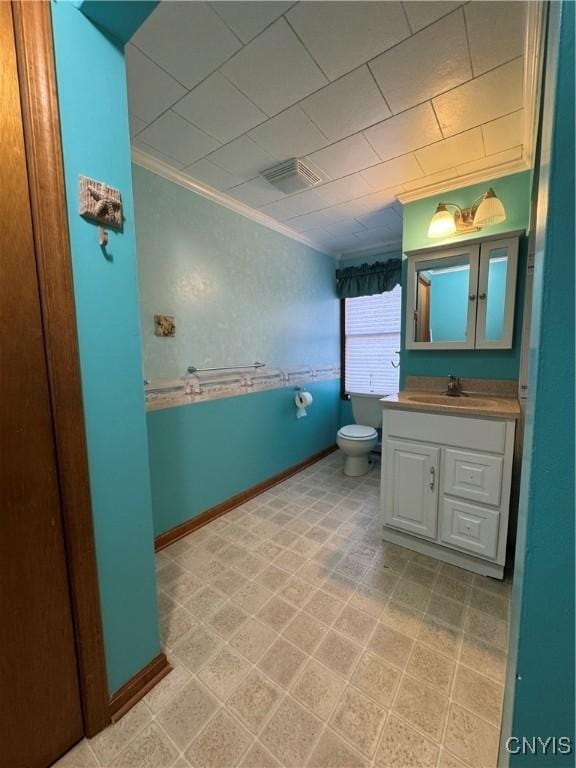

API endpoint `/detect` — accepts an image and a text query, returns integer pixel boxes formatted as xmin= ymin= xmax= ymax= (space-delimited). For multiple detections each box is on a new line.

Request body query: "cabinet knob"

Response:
xmin=479 ymin=293 xmax=487 ymax=300
xmin=469 ymin=294 xmax=476 ymax=301
xmin=429 ymin=466 xmax=435 ymax=491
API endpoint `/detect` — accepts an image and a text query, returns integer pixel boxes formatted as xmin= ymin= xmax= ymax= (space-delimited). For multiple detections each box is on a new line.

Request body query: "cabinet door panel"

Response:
xmin=476 ymin=238 xmax=519 ymax=349
xmin=441 ymin=499 xmax=500 ymax=559
xmin=443 ymin=449 xmax=503 ymax=506
xmin=384 ymin=440 xmax=439 ymax=539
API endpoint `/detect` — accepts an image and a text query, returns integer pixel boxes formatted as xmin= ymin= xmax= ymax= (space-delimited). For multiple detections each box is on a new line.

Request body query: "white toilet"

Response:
xmin=337 ymin=394 xmax=381 ymax=476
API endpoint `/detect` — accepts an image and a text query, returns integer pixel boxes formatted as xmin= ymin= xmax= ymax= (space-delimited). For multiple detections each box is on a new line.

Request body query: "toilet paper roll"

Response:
xmin=295 ymin=390 xmax=313 ymax=418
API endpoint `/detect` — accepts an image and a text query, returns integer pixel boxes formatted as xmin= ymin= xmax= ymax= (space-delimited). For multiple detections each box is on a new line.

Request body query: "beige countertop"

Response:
xmin=380 ymin=390 xmax=521 ymax=419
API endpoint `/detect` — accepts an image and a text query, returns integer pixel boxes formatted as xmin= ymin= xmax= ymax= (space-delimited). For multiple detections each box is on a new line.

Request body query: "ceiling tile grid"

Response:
xmin=128 ymin=0 xmax=531 ymax=257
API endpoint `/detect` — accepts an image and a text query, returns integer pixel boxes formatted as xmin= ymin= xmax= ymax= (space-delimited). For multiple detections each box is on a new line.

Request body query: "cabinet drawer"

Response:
xmin=443 ymin=449 xmax=503 ymax=506
xmin=441 ymin=499 xmax=499 ymax=559
xmin=386 ymin=410 xmax=507 ymax=453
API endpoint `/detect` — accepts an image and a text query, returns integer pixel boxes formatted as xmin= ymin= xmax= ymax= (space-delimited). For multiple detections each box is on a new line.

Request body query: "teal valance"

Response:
xmin=336 ymin=259 xmax=402 ymax=299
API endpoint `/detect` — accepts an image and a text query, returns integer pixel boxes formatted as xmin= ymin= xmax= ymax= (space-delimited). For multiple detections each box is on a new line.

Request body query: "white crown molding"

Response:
xmin=337 ymin=238 xmax=403 ymax=261
xmin=523 ymin=0 xmax=546 ymax=169
xmin=131 ymin=148 xmax=336 ymax=258
xmin=396 ymin=158 xmax=530 ymax=204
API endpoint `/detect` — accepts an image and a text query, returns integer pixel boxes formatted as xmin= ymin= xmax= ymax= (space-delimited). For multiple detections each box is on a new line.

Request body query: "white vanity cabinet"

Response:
xmin=381 ymin=408 xmax=516 ymax=578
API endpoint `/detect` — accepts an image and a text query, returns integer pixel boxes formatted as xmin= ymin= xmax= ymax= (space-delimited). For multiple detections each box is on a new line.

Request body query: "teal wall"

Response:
xmin=504 ymin=2 xmax=575 ymax=763
xmin=133 ymin=166 xmax=341 ymax=536
xmin=148 ymin=380 xmax=340 ymax=536
xmin=401 ymin=171 xmax=531 ymax=384
xmin=133 ymin=166 xmax=339 ymax=380
xmin=402 ymin=171 xmax=531 ymax=253
xmin=74 ymin=0 xmax=158 ymax=45
xmin=52 ymin=1 xmax=160 ymax=694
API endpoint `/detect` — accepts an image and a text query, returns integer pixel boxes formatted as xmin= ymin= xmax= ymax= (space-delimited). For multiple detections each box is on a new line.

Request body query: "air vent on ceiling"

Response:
xmin=260 ymin=158 xmax=325 ymax=194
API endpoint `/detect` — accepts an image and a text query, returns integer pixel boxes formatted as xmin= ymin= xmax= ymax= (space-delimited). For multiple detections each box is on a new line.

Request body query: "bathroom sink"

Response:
xmin=381 ymin=390 xmax=521 ymax=418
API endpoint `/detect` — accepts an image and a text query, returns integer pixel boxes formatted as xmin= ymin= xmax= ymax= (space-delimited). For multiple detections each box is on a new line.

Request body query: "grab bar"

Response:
xmin=187 ymin=361 xmax=265 ymax=374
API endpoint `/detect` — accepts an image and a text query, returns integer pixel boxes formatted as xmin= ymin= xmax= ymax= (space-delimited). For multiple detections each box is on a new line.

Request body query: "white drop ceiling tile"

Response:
xmin=456 ymin=145 xmax=523 ymax=174
xmin=173 ymin=73 xmax=267 ymax=144
xmin=415 ymin=128 xmax=485 ymax=175
xmin=363 ymin=103 xmax=443 ymax=162
xmin=132 ymin=2 xmax=242 ymax=89
xmin=129 ymin=115 xmax=147 ymax=138
xmin=259 ymin=190 xmax=324 ymax=222
xmin=325 ymin=219 xmax=367 ymax=237
xmin=313 ymin=173 xmax=374 ymax=207
xmin=221 ymin=19 xmax=328 ymax=116
xmin=132 ymin=139 xmax=186 ymax=169
xmin=360 ymin=153 xmax=423 ymax=190
xmin=226 ymin=178 xmax=285 ymax=207
xmin=482 ymin=110 xmax=524 ymax=156
xmin=320 ymin=199 xmax=374 ymax=223
xmin=210 ymin=1 xmax=293 ymax=43
xmin=433 ymin=58 xmax=524 ymax=137
xmin=259 ymin=198 xmax=302 ymax=222
xmin=138 ymin=112 xmax=220 ymax=165
xmin=403 ymin=1 xmax=462 ymax=33
xmin=285 ymin=189 xmax=326 ymax=217
xmin=209 ymin=135 xmax=276 ymax=178
xmin=355 ymin=206 xmax=402 ymax=231
xmin=385 ymin=217 xmax=404 ymax=237
xmin=370 ymin=9 xmax=472 ymax=114
xmin=126 ymin=44 xmax=187 ymax=124
xmin=403 ymin=166 xmax=459 ymax=192
xmin=465 ymin=1 xmax=526 ymax=76
xmin=300 ymin=67 xmax=391 ymax=143
xmin=307 ymin=134 xmax=380 ymax=179
xmin=352 ymin=225 xmax=395 ymax=245
xmin=280 ymin=209 xmax=334 ymax=230
xmin=248 ymin=106 xmax=329 ymax=161
xmin=183 ymin=159 xmax=248 ymax=191
xmin=286 ymin=2 xmax=410 ymax=81
xmin=355 ymin=188 xmax=400 ymax=213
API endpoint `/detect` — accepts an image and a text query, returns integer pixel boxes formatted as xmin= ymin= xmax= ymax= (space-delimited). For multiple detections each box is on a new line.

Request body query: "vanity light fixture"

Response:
xmin=427 ymin=188 xmax=507 ymax=238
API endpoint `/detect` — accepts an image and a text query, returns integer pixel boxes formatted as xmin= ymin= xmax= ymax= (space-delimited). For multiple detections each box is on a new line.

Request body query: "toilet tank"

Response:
xmin=350 ymin=394 xmax=383 ymax=428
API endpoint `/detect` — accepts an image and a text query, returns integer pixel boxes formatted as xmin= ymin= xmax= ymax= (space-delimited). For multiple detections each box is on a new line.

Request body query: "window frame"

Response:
xmin=340 ymin=290 xmax=402 ymax=400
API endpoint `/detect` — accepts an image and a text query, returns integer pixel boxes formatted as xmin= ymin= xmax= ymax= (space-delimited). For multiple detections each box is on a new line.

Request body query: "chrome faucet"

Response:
xmin=446 ymin=374 xmax=462 ymax=397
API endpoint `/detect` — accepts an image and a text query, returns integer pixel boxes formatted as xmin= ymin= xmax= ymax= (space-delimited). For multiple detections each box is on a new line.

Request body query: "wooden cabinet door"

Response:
xmin=0 ymin=4 xmax=84 ymax=766
xmin=384 ymin=440 xmax=440 ymax=539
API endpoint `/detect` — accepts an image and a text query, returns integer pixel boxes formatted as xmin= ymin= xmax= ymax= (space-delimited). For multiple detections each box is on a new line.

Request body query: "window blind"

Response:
xmin=344 ymin=286 xmax=402 ymax=395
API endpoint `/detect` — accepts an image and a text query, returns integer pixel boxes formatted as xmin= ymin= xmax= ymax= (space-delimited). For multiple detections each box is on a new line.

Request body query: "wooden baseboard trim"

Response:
xmin=155 ymin=445 xmax=338 ymax=552
xmin=109 ymin=653 xmax=171 ymax=722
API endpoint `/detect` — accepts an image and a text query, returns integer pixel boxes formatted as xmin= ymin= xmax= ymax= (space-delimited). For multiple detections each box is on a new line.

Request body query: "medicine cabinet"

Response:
xmin=405 ymin=235 xmax=519 ymax=350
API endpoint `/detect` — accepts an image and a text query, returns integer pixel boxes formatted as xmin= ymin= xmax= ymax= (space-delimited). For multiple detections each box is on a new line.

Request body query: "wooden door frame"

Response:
xmin=11 ymin=0 xmax=110 ymax=736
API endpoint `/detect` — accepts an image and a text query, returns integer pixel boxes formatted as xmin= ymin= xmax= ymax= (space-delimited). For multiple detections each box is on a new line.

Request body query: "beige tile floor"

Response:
xmin=54 ymin=452 xmax=512 ymax=768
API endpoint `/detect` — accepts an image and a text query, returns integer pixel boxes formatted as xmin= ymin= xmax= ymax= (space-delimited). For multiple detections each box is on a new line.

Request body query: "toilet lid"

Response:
xmin=338 ymin=425 xmax=378 ymax=440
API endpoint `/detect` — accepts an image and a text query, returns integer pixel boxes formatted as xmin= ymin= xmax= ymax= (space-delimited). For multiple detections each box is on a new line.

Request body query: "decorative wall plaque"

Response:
xmin=79 ymin=176 xmax=122 ymax=229
xmin=154 ymin=314 xmax=176 ymax=337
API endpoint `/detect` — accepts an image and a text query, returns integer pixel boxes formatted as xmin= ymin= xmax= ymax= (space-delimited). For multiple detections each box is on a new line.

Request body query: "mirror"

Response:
xmin=406 ymin=237 xmax=519 ymax=351
xmin=415 ymin=255 xmax=472 ymax=343
xmin=484 ymin=248 xmax=508 ymax=342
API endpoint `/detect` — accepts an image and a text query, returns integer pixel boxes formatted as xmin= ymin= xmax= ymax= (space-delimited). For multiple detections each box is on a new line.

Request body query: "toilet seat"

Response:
xmin=337 ymin=425 xmax=378 ymax=440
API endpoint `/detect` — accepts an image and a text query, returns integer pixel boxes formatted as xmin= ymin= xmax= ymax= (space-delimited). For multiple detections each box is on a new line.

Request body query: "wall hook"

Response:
xmin=98 ymin=225 xmax=108 ymax=247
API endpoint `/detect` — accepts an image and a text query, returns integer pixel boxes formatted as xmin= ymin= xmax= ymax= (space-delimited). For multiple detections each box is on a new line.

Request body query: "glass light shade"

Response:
xmin=428 ymin=204 xmax=456 ymax=238
xmin=473 ymin=188 xmax=507 ymax=227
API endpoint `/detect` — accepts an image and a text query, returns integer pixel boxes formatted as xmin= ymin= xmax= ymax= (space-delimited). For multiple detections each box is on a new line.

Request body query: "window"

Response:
xmin=343 ymin=286 xmax=402 ymax=396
